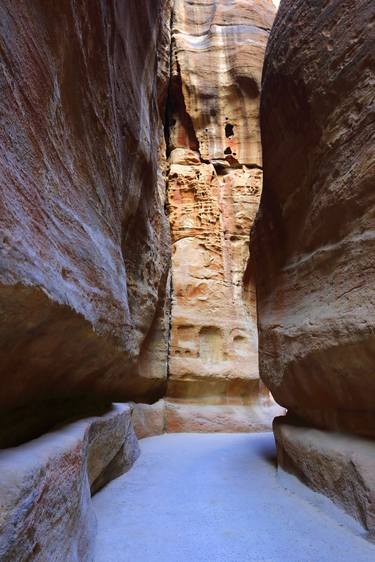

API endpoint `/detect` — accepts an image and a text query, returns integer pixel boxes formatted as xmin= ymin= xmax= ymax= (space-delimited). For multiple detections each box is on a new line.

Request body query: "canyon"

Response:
xmin=0 ymin=0 xmax=374 ymax=560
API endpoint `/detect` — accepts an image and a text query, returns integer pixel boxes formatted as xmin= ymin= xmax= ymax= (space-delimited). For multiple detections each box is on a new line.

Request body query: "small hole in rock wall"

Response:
xmin=225 ymin=123 xmax=234 ymax=138
xmin=224 ymin=147 xmax=232 ymax=155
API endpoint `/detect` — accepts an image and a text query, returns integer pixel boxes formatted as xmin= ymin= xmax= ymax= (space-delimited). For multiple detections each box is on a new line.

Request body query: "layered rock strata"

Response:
xmin=165 ymin=0 xmax=281 ymax=428
xmin=0 ymin=0 xmax=172 ymax=426
xmin=252 ymin=0 xmax=375 ymax=532
xmin=0 ymin=404 xmax=139 ymax=562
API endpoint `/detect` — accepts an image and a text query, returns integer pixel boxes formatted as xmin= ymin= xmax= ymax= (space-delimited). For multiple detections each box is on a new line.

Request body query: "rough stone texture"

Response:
xmin=168 ymin=0 xmax=276 ymax=166
xmin=0 ymin=404 xmax=139 ymax=562
xmin=167 ymin=160 xmax=262 ymax=398
xmin=274 ymin=417 xmax=375 ymax=536
xmin=131 ymin=397 xmax=284 ymax=436
xmin=252 ymin=0 xmax=375 ymax=534
xmin=166 ymin=0 xmax=278 ymax=425
xmin=165 ymin=398 xmax=284 ymax=433
xmin=87 ymin=405 xmax=140 ymax=494
xmin=131 ymin=400 xmax=166 ymax=439
xmin=252 ymin=0 xmax=375 ymax=436
xmin=0 ymin=0 xmax=172 ymax=422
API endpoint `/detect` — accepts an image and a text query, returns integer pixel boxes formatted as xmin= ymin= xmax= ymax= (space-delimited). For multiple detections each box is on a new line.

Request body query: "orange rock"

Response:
xmin=166 ymin=0 xmax=277 ymax=419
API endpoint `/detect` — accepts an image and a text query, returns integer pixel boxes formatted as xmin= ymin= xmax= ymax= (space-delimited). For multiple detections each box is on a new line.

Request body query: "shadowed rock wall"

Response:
xmin=252 ymin=0 xmax=375 ymax=534
xmin=0 ymin=0 xmax=172 ymax=428
xmin=253 ymin=0 xmax=375 ymax=436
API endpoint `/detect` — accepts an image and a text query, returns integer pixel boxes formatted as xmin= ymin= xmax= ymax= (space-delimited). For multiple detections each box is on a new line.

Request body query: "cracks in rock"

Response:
xmin=163 ymin=4 xmax=175 ymax=160
xmin=213 ymin=162 xmax=263 ymax=175
xmin=166 ymin=268 xmax=173 ymax=382
xmin=245 ymin=163 xmax=263 ymax=170
xmin=225 ymin=123 xmax=235 ymax=138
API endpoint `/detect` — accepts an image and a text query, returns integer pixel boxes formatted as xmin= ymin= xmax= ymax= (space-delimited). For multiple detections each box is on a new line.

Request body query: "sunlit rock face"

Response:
xmin=252 ymin=0 xmax=375 ymax=437
xmin=0 ymin=0 xmax=172 ymax=422
xmin=168 ymin=0 xmax=275 ymax=166
xmin=166 ymin=0 xmax=280 ymax=425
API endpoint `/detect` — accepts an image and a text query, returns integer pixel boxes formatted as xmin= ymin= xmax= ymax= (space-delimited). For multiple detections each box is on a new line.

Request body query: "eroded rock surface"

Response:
xmin=166 ymin=0 xmax=280 ymax=427
xmin=131 ymin=400 xmax=166 ymax=439
xmin=0 ymin=404 xmax=139 ymax=562
xmin=274 ymin=418 xmax=375 ymax=536
xmin=165 ymin=399 xmax=283 ymax=433
xmin=252 ymin=0 xmax=375 ymax=436
xmin=0 ymin=0 xmax=172 ymax=421
xmin=252 ymin=0 xmax=375 ymax=532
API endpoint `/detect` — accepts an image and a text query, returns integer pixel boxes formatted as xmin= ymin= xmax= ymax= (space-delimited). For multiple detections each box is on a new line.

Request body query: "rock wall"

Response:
xmin=0 ymin=1 xmax=288 ymax=560
xmin=0 ymin=0 xmax=172 ymax=431
xmin=252 ymin=0 xmax=375 ymax=532
xmin=165 ymin=0 xmax=281 ymax=428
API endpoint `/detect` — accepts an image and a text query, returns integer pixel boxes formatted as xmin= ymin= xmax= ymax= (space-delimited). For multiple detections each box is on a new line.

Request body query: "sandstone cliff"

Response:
xmin=0 ymin=0 xmax=172 ymax=434
xmin=165 ymin=0 xmax=279 ymax=428
xmin=253 ymin=0 xmax=375 ymax=437
xmin=252 ymin=0 xmax=375 ymax=534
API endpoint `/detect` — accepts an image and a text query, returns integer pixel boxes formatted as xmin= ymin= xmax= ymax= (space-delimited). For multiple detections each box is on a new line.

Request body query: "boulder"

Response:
xmin=0 ymin=404 xmax=139 ymax=562
xmin=274 ymin=417 xmax=375 ymax=536
xmin=131 ymin=400 xmax=166 ymax=439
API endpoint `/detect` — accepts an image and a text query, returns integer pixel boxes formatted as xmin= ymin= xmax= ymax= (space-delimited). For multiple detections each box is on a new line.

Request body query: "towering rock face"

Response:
xmin=165 ymin=0 xmax=280 ymax=428
xmin=253 ymin=0 xmax=375 ymax=436
xmin=0 ymin=0 xmax=172 ymax=428
xmin=253 ymin=0 xmax=375 ymax=532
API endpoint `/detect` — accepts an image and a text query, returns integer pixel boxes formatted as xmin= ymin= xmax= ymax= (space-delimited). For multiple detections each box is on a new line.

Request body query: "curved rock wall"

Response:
xmin=252 ymin=0 xmax=375 ymax=533
xmin=252 ymin=0 xmax=375 ymax=437
xmin=0 ymin=0 xmax=172 ymax=422
xmin=165 ymin=0 xmax=281 ymax=428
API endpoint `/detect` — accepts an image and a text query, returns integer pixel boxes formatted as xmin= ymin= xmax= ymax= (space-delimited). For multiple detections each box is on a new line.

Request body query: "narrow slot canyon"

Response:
xmin=0 ymin=0 xmax=374 ymax=561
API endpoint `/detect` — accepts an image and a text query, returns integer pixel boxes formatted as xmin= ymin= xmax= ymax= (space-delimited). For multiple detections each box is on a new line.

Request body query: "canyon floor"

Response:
xmin=93 ymin=433 xmax=375 ymax=562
